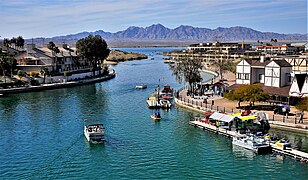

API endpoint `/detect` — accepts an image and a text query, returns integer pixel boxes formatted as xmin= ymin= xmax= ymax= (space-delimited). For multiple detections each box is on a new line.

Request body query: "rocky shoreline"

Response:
xmin=106 ymin=49 xmax=147 ymax=62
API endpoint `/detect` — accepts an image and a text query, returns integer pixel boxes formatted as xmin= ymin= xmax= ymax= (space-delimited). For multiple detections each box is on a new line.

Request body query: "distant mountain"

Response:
xmin=28 ymin=24 xmax=307 ymax=46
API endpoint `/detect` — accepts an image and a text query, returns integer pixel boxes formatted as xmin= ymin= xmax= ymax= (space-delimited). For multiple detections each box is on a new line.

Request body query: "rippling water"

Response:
xmin=0 ymin=47 xmax=307 ymax=179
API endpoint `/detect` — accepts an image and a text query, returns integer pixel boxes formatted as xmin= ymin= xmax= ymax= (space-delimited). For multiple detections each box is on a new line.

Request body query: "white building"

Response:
xmin=264 ymin=60 xmax=292 ymax=88
xmin=289 ymin=73 xmax=308 ymax=98
xmin=236 ymin=59 xmax=291 ymax=88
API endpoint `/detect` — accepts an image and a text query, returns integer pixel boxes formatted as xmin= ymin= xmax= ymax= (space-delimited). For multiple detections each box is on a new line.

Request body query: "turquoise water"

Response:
xmin=0 ymin=47 xmax=307 ymax=179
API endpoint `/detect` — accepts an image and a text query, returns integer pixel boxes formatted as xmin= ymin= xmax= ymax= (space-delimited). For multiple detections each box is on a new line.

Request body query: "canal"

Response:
xmin=0 ymin=47 xmax=307 ymax=179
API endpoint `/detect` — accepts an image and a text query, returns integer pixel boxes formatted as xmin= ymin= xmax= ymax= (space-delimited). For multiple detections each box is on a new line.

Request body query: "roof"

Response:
xmin=272 ymin=60 xmax=292 ymax=67
xmin=229 ymin=84 xmax=291 ymax=97
xmin=244 ymin=59 xmax=270 ymax=67
xmin=209 ymin=112 xmax=235 ymax=123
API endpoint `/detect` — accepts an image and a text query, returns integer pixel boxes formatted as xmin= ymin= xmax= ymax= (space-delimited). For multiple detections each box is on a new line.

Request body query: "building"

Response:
xmin=256 ymin=44 xmax=301 ymax=55
xmin=234 ymin=58 xmax=293 ymax=104
xmin=236 ymin=58 xmax=291 ymax=88
xmin=289 ymin=73 xmax=308 ymax=98
xmin=272 ymin=55 xmax=308 ymax=73
xmin=15 ymin=44 xmax=89 ymax=73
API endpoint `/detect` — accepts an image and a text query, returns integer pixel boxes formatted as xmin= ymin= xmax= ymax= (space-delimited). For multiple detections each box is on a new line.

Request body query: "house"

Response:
xmin=233 ymin=58 xmax=294 ymax=104
xmin=289 ymin=73 xmax=308 ymax=98
xmin=236 ymin=58 xmax=269 ymax=85
xmin=15 ymin=44 xmax=89 ymax=73
xmin=264 ymin=60 xmax=292 ymax=88
xmin=236 ymin=58 xmax=291 ymax=88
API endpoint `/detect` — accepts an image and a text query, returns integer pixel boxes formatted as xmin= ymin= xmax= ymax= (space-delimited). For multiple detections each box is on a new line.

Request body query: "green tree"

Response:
xmin=3 ymin=38 xmax=10 ymax=47
xmin=7 ymin=55 xmax=15 ymax=77
xmin=76 ymin=35 xmax=110 ymax=76
xmin=170 ymin=54 xmax=202 ymax=94
xmin=224 ymin=84 xmax=269 ymax=106
xmin=295 ymin=97 xmax=308 ymax=112
xmin=16 ymin=36 xmax=25 ymax=49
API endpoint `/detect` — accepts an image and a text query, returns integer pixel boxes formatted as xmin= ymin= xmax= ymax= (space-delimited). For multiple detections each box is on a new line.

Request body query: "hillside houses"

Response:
xmin=15 ymin=44 xmax=89 ymax=74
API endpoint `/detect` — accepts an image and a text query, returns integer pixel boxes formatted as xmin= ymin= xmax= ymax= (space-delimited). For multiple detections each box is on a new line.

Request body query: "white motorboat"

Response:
xmin=159 ymin=99 xmax=172 ymax=109
xmin=84 ymin=124 xmax=105 ymax=143
xmin=147 ymin=96 xmax=160 ymax=108
xmin=136 ymin=84 xmax=147 ymax=89
xmin=232 ymin=134 xmax=271 ymax=154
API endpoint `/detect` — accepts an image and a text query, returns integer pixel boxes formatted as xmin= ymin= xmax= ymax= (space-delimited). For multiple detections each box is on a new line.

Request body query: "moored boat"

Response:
xmin=84 ymin=124 xmax=105 ymax=143
xmin=159 ymin=99 xmax=172 ymax=109
xmin=232 ymin=134 xmax=271 ymax=154
xmin=147 ymin=96 xmax=160 ymax=108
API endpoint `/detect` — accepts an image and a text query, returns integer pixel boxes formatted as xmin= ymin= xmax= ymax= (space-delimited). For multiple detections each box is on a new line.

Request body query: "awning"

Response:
xmin=239 ymin=116 xmax=256 ymax=121
xmin=209 ymin=112 xmax=235 ymax=123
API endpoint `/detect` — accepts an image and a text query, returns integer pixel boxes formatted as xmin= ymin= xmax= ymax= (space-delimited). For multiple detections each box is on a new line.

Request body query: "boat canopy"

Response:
xmin=209 ymin=112 xmax=235 ymax=123
xmin=231 ymin=112 xmax=242 ymax=116
xmin=148 ymin=96 xmax=156 ymax=100
xmin=238 ymin=116 xmax=256 ymax=121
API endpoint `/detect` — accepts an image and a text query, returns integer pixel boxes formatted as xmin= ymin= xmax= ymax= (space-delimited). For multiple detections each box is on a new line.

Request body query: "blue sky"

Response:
xmin=0 ymin=0 xmax=307 ymax=38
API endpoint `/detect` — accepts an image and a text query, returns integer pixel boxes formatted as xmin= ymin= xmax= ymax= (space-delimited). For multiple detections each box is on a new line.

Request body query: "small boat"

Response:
xmin=136 ymin=84 xmax=147 ymax=89
xmin=232 ymin=134 xmax=271 ymax=154
xmin=84 ymin=124 xmax=105 ymax=143
xmin=160 ymin=84 xmax=174 ymax=99
xmin=151 ymin=113 xmax=161 ymax=120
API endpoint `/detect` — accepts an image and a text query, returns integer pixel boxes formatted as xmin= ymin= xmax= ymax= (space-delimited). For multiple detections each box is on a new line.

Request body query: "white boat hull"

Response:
xmin=84 ymin=124 xmax=105 ymax=143
xmin=232 ymin=136 xmax=271 ymax=154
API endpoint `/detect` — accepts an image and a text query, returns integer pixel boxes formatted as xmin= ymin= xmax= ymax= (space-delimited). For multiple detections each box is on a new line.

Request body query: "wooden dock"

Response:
xmin=189 ymin=120 xmax=308 ymax=162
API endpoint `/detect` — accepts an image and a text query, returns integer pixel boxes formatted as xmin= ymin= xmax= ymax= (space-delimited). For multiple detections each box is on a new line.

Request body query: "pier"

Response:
xmin=189 ymin=120 xmax=308 ymax=162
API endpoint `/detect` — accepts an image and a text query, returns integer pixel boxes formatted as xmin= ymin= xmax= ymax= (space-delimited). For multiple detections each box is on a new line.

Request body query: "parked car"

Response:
xmin=273 ymin=104 xmax=290 ymax=115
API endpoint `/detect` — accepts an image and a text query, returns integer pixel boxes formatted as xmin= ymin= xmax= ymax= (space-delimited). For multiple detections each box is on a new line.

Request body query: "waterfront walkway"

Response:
xmin=0 ymin=70 xmax=116 ymax=95
xmin=175 ymin=88 xmax=308 ymax=133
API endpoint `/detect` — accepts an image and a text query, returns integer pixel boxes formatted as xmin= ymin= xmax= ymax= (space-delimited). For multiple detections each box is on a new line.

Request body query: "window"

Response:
xmin=287 ymin=73 xmax=291 ymax=82
xmin=245 ymin=74 xmax=249 ymax=80
xmin=237 ymin=73 xmax=241 ymax=79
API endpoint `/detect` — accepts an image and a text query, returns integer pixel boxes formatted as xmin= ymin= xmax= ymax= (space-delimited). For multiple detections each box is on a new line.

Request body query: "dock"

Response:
xmin=189 ymin=120 xmax=308 ymax=162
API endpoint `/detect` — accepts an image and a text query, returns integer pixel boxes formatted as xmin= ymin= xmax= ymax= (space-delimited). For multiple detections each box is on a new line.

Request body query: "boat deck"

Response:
xmin=189 ymin=120 xmax=308 ymax=161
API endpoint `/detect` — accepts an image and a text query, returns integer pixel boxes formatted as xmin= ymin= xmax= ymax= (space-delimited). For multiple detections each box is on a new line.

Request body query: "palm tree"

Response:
xmin=47 ymin=41 xmax=60 ymax=72
xmin=40 ymin=66 xmax=49 ymax=84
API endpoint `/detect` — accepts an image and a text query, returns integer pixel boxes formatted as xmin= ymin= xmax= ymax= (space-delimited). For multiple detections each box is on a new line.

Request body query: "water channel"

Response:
xmin=0 ymin=47 xmax=307 ymax=179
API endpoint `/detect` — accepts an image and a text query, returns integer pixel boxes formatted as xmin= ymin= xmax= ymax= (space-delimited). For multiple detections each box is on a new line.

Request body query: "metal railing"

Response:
xmin=176 ymin=95 xmax=307 ymax=125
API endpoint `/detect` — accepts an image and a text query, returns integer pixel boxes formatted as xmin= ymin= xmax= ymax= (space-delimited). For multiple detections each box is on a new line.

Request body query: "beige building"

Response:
xmin=15 ymin=44 xmax=89 ymax=73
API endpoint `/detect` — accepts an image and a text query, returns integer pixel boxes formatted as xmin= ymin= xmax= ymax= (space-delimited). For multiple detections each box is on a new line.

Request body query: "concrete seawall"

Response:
xmin=0 ymin=71 xmax=116 ymax=95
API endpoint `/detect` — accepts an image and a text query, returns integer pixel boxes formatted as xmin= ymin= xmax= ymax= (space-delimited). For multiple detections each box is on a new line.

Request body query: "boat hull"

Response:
xmin=232 ymin=136 xmax=271 ymax=154
xmin=84 ymin=124 xmax=105 ymax=143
